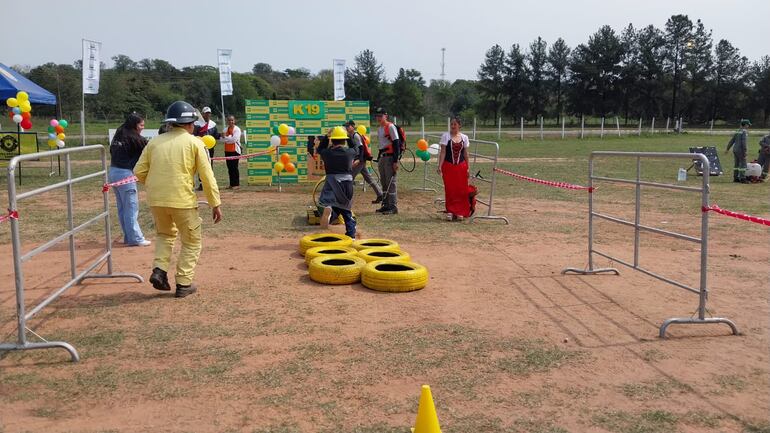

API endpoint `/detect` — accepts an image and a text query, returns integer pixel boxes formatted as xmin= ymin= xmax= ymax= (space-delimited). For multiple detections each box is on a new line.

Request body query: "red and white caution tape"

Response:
xmin=103 ymin=175 xmax=138 ymax=192
xmin=702 ymin=204 xmax=770 ymax=227
xmin=494 ymin=168 xmax=594 ymax=192
xmin=0 ymin=209 xmax=19 ymax=223
xmin=210 ymin=147 xmax=275 ymax=161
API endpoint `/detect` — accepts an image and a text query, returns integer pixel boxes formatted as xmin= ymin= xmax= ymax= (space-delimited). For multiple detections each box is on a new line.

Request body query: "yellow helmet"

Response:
xmin=330 ymin=126 xmax=348 ymax=140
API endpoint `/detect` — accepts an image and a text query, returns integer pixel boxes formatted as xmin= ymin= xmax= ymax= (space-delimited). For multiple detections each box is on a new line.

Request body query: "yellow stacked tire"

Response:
xmin=305 ymin=246 xmax=359 ymax=265
xmin=361 ymin=260 xmax=429 ymax=292
xmin=308 ymin=256 xmax=367 ymax=285
xmin=351 ymin=238 xmax=400 ymax=252
xmin=299 ymin=233 xmax=353 ymax=256
xmin=357 ymin=248 xmax=411 ymax=263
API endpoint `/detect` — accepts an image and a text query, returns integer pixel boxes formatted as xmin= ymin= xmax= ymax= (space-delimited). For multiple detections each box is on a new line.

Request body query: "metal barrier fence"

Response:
xmin=562 ymin=151 xmax=738 ymax=338
xmin=426 ymin=135 xmax=508 ymax=224
xmin=0 ymin=145 xmax=143 ymax=362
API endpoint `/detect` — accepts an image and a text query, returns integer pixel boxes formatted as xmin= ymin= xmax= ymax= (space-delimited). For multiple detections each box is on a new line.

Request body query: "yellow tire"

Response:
xmin=305 ymin=246 xmax=359 ymax=265
xmin=357 ymin=248 xmax=411 ymax=263
xmin=299 ymin=233 xmax=353 ymax=256
xmin=361 ymin=260 xmax=429 ymax=292
xmin=351 ymin=238 xmax=400 ymax=252
xmin=308 ymin=256 xmax=366 ymax=285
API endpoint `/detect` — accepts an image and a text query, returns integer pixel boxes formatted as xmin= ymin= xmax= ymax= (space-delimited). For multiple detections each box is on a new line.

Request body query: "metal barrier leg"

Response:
xmin=412 ymin=160 xmax=437 ymax=192
xmin=659 ymin=317 xmax=739 ymax=338
xmin=0 ymin=341 xmax=80 ymax=362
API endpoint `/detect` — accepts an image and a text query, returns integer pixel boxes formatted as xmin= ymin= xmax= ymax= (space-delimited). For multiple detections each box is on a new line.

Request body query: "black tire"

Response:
xmin=400 ymin=148 xmax=416 ymax=172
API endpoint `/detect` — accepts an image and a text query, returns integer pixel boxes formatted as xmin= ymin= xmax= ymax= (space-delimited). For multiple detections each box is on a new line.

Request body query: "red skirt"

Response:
xmin=442 ymin=160 xmax=471 ymax=217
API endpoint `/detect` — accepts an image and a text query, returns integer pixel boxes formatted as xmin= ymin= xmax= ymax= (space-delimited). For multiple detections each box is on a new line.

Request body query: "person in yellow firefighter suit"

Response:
xmin=134 ymin=100 xmax=223 ymax=298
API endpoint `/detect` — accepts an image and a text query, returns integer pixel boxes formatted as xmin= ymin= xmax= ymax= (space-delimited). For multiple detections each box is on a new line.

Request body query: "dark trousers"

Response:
xmin=378 ymin=155 xmax=397 ymax=209
xmin=225 ymin=151 xmax=240 ymax=187
xmin=758 ymin=151 xmax=770 ymax=179
xmin=330 ymin=207 xmax=356 ymax=238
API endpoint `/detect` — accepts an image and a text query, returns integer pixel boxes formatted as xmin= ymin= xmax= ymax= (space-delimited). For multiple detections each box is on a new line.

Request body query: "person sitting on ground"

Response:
xmin=345 ymin=120 xmax=383 ymax=204
xmin=222 ymin=115 xmax=242 ymax=189
xmin=758 ymin=130 xmax=770 ymax=181
xmin=109 ymin=112 xmax=151 ymax=246
xmin=438 ymin=117 xmax=472 ymax=221
xmin=317 ymin=126 xmax=358 ymax=238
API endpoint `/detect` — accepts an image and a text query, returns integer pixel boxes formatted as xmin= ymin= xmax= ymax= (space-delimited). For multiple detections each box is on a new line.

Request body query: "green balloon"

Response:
xmin=47 ymin=126 xmax=55 ymax=133
xmin=59 ymin=119 xmax=68 ymax=128
xmin=415 ymin=149 xmax=427 ymax=158
xmin=420 ymin=153 xmax=431 ymax=162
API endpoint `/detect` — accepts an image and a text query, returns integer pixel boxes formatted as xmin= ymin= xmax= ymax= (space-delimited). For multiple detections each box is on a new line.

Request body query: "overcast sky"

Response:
xmin=3 ymin=0 xmax=768 ymax=82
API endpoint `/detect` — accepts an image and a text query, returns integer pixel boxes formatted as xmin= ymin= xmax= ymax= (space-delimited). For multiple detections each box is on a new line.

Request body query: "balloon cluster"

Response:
xmin=270 ymin=123 xmax=295 ymax=147
xmin=274 ymin=151 xmax=296 ymax=174
xmin=415 ymin=139 xmax=431 ymax=161
xmin=272 ymin=123 xmax=298 ymax=174
xmin=6 ymin=91 xmax=33 ymax=130
xmin=47 ymin=118 xmax=69 ymax=149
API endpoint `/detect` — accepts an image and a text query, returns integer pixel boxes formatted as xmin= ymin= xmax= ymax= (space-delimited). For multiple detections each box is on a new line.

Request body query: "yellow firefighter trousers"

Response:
xmin=150 ymin=207 xmax=202 ymax=286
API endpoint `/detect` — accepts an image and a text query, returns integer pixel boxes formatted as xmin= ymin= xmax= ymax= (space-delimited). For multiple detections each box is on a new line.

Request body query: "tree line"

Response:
xmin=16 ymin=14 xmax=769 ymax=127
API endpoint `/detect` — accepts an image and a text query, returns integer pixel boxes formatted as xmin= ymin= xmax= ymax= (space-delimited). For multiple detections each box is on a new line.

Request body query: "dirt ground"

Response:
xmin=0 ymin=184 xmax=768 ymax=433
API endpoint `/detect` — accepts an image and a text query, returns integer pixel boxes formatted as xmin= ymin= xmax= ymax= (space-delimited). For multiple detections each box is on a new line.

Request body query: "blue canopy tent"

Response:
xmin=0 ymin=63 xmax=57 ymax=105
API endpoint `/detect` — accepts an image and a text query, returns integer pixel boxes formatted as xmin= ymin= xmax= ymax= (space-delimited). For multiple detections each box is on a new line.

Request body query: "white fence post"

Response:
xmin=473 ymin=116 xmax=477 ymax=139
xmin=709 ymin=119 xmax=714 ymax=135
xmin=539 ymin=115 xmax=544 ymax=140
xmin=600 ymin=117 xmax=605 ymax=139
xmin=665 ymin=117 xmax=670 ymax=133
xmin=421 ymin=116 xmax=425 ymax=139
xmin=520 ymin=117 xmax=524 ymax=140
xmin=651 ymin=117 xmax=655 ymax=134
xmin=580 ymin=115 xmax=585 ymax=139
xmin=638 ymin=117 xmax=642 ymax=136
xmin=615 ymin=116 xmax=621 ymax=137
xmin=497 ymin=116 xmax=502 ymax=139
xmin=447 ymin=116 xmax=451 ymax=133
xmin=561 ymin=116 xmax=565 ymax=139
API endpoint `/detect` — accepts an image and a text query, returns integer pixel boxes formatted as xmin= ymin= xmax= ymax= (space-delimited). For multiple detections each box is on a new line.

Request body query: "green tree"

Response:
xmin=476 ymin=44 xmax=507 ymax=121
xmin=391 ymin=68 xmax=425 ymax=124
xmin=636 ymin=25 xmax=667 ymax=119
xmin=711 ymin=39 xmax=749 ymax=121
xmin=750 ymin=56 xmax=770 ymax=124
xmin=568 ymin=25 xmax=624 ymax=117
xmin=664 ymin=14 xmax=694 ymax=119
xmin=527 ymin=37 xmax=548 ymax=118
xmin=547 ymin=38 xmax=571 ymax=121
xmin=503 ymin=44 xmax=529 ymax=119
xmin=619 ymin=24 xmax=640 ymax=122
xmin=345 ymin=49 xmax=387 ymax=107
xmin=684 ymin=19 xmax=714 ymax=122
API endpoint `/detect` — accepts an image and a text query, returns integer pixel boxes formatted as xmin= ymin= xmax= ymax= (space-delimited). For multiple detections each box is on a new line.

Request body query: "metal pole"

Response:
xmin=699 ymin=159 xmax=710 ymax=320
xmin=421 ymin=116 xmax=425 ymax=139
xmin=520 ymin=117 xmax=524 ymax=140
xmin=473 ymin=117 xmax=477 ymax=139
xmin=7 ymin=162 xmax=26 ymax=345
xmin=447 ymin=116 xmax=450 ymax=133
xmin=665 ymin=117 xmax=670 ymax=133
xmin=638 ymin=118 xmax=642 ymax=136
xmin=616 ymin=116 xmax=621 ymax=137
xmin=581 ymin=115 xmax=585 ymax=139
xmin=634 ymin=156 xmax=641 ymax=267
xmin=220 ymin=93 xmax=226 ymax=130
xmin=588 ymin=155 xmax=594 ymax=270
xmin=651 ymin=117 xmax=655 ymax=134
xmin=65 ymin=154 xmax=76 ymax=280
xmin=497 ymin=116 xmax=501 ymax=139
xmin=561 ymin=116 xmax=565 ymax=139
xmin=101 ymin=148 xmax=114 ymax=274
xmin=709 ymin=119 xmax=714 ymax=135
xmin=600 ymin=117 xmax=605 ymax=139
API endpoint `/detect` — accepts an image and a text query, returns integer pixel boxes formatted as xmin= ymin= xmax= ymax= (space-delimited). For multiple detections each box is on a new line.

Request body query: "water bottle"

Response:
xmin=677 ymin=167 xmax=687 ymax=182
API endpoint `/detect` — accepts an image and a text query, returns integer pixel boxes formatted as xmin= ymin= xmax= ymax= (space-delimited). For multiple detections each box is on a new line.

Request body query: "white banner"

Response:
xmin=218 ymin=49 xmax=233 ymax=96
xmin=82 ymin=39 xmax=101 ymax=95
xmin=333 ymin=59 xmax=346 ymax=101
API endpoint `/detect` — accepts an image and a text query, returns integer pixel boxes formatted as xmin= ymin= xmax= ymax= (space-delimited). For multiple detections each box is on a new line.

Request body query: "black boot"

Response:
xmin=371 ymin=195 xmax=383 ymax=204
xmin=175 ymin=283 xmax=198 ymax=298
xmin=149 ymin=267 xmax=171 ymax=291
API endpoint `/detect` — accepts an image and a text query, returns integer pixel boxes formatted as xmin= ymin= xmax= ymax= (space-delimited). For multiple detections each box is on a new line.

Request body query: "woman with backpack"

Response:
xmin=437 ymin=117 xmax=471 ymax=221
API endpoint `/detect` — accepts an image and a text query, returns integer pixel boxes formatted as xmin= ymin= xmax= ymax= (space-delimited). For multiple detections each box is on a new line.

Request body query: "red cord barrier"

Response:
xmin=0 ymin=209 xmax=19 ymax=223
xmin=103 ymin=175 xmax=138 ymax=192
xmin=210 ymin=147 xmax=275 ymax=161
xmin=494 ymin=168 xmax=594 ymax=192
xmin=702 ymin=204 xmax=770 ymax=227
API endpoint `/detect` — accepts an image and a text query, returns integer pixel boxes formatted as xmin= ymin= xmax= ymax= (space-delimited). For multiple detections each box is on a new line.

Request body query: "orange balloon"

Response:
xmin=55 ymin=125 xmax=65 ymax=134
xmin=416 ymin=139 xmax=428 ymax=151
xmin=21 ymin=112 xmax=31 ymax=120
xmin=280 ymin=153 xmax=291 ymax=164
xmin=280 ymin=135 xmax=288 ymax=146
xmin=285 ymin=162 xmax=296 ymax=173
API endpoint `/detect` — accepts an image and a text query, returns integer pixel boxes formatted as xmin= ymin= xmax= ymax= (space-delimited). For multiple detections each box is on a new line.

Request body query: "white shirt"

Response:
xmin=223 ymin=125 xmax=242 ymax=154
xmin=439 ymin=132 xmax=469 ymax=148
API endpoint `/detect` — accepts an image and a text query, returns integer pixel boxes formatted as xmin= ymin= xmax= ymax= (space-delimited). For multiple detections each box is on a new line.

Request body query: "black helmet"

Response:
xmin=163 ymin=101 xmax=198 ymax=124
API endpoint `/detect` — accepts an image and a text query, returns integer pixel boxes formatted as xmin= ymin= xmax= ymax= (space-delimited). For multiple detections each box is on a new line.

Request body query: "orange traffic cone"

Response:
xmin=411 ymin=385 xmax=442 ymax=433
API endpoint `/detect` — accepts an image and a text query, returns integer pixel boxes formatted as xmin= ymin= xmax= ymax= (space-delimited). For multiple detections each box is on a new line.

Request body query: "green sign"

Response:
xmin=288 ymin=100 xmax=326 ymax=120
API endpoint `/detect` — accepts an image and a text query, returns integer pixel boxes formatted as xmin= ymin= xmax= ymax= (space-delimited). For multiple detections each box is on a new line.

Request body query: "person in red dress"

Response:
xmin=437 ymin=117 xmax=471 ymax=221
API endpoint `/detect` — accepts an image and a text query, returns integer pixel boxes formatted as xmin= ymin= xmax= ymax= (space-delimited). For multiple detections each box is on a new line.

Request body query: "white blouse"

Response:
xmin=439 ymin=132 xmax=469 ymax=148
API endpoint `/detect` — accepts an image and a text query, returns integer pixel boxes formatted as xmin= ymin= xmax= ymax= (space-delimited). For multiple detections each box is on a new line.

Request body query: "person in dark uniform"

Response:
xmin=317 ymin=126 xmax=358 ymax=238
xmin=758 ymin=130 xmax=770 ymax=181
xmin=726 ymin=119 xmax=750 ymax=183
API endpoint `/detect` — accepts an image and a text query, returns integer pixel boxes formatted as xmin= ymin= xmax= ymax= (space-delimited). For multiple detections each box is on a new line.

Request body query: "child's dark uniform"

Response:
xmin=318 ymin=140 xmax=358 ymax=237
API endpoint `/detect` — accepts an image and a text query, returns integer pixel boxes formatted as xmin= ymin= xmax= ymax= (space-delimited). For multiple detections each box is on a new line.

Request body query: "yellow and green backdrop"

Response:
xmin=245 ymin=99 xmax=370 ymax=185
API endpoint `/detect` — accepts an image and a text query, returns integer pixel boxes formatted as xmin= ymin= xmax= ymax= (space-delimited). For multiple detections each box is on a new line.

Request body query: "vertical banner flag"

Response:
xmin=218 ymin=49 xmax=233 ymax=96
xmin=333 ymin=59 xmax=346 ymax=101
xmin=82 ymin=39 xmax=101 ymax=94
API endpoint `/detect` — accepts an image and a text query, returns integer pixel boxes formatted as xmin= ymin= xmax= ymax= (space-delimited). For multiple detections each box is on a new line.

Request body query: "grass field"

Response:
xmin=0 ymin=133 xmax=767 ymax=433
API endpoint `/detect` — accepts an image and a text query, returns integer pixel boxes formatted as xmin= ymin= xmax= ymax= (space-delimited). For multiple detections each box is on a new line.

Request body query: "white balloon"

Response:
xmin=270 ymin=135 xmax=281 ymax=147
xmin=427 ymin=143 xmax=440 ymax=155
xmin=56 ymin=139 xmax=65 ymax=148
xmin=287 ymin=126 xmax=296 ymax=136
xmin=12 ymin=114 xmax=22 ymax=124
